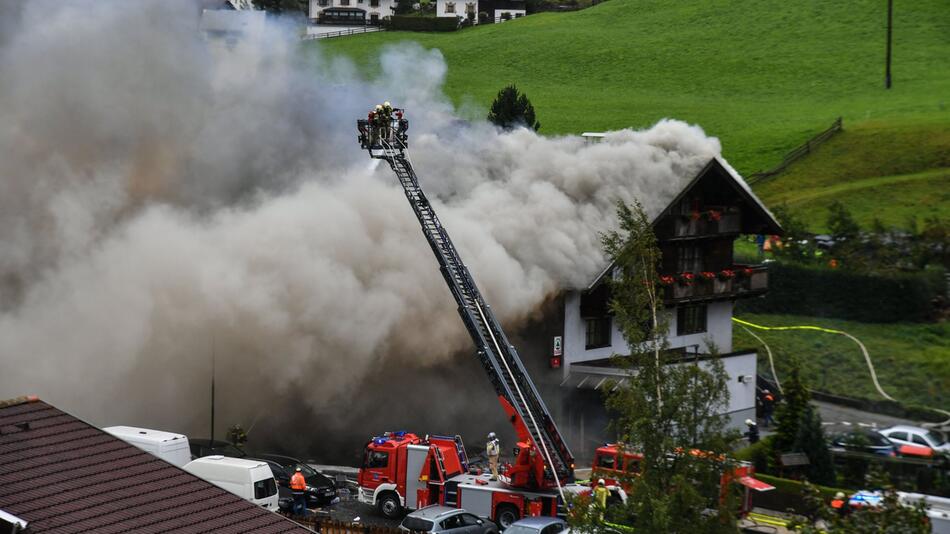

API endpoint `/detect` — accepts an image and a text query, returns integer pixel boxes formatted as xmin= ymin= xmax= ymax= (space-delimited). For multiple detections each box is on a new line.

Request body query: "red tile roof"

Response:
xmin=0 ymin=396 xmax=312 ymax=533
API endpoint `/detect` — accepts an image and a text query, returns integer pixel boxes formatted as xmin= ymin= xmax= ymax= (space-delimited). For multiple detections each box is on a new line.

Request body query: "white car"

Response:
xmin=879 ymin=425 xmax=949 ymax=453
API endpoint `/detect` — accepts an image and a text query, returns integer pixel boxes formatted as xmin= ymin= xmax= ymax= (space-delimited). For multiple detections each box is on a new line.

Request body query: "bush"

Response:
xmin=736 ymin=262 xmax=945 ymax=322
xmin=477 ymin=11 xmax=489 ymax=23
xmin=386 ymin=15 xmax=460 ymax=31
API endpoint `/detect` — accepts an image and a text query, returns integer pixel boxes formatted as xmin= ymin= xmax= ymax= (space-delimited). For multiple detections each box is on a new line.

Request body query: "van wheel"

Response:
xmin=495 ymin=504 xmax=519 ymax=530
xmin=378 ymin=492 xmax=402 ymax=519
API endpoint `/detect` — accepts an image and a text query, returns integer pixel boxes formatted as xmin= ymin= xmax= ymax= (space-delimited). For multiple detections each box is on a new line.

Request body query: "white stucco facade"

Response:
xmin=309 ymin=0 xmax=395 ymax=24
xmin=562 ymin=293 xmax=734 ymax=367
xmin=436 ymin=0 xmax=478 ymax=19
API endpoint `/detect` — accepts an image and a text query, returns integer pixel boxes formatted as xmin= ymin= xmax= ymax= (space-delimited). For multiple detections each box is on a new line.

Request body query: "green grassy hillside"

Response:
xmin=754 ymin=121 xmax=950 ymax=231
xmin=733 ymin=313 xmax=950 ymax=410
xmin=316 ymin=0 xmax=950 ymax=174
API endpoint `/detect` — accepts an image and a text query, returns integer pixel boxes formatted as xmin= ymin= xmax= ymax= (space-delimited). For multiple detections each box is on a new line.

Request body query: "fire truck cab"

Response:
xmin=591 ymin=443 xmax=773 ymax=516
xmin=358 ymin=432 xmax=570 ymax=528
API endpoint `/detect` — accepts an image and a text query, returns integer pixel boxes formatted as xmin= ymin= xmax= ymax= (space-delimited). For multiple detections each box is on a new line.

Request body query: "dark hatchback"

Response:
xmin=255 ymin=453 xmax=339 ymax=506
xmin=830 ymin=430 xmax=897 ymax=457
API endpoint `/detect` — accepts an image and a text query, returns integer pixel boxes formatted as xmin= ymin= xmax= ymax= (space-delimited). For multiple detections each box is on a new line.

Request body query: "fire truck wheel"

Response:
xmin=494 ymin=504 xmax=519 ymax=530
xmin=377 ymin=492 xmax=402 ymax=519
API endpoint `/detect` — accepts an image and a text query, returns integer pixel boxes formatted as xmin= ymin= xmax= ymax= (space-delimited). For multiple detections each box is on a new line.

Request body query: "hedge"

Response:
xmin=385 ymin=15 xmax=460 ymax=31
xmin=736 ymin=263 xmax=945 ymax=322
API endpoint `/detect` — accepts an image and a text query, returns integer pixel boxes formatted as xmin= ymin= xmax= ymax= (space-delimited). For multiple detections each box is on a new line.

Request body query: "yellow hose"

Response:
xmin=732 ymin=317 xmax=950 ymax=426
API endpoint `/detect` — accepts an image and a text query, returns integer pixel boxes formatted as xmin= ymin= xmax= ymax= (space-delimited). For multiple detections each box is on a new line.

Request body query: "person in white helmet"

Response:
xmin=486 ymin=432 xmax=500 ymax=480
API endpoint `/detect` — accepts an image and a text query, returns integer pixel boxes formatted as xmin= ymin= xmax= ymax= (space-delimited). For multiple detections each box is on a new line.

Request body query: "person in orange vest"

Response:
xmin=761 ymin=389 xmax=775 ymax=428
xmin=830 ymin=491 xmax=849 ymax=517
xmin=290 ymin=467 xmax=308 ymax=516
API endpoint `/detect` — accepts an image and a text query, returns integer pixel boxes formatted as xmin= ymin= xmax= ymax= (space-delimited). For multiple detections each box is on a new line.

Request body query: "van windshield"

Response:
xmin=254 ymin=477 xmax=277 ymax=499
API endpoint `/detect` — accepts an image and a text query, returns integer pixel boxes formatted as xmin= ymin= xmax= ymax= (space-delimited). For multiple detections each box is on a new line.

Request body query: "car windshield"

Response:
xmin=926 ymin=431 xmax=946 ymax=446
xmin=400 ymin=517 xmax=434 ymax=532
xmin=295 ymin=463 xmax=318 ymax=477
xmin=504 ymin=526 xmax=541 ymax=534
xmin=866 ymin=432 xmax=891 ymax=446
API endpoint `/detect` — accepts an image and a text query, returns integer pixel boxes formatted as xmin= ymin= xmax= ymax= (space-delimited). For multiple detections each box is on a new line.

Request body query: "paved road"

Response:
xmin=813 ymin=400 xmax=911 ymax=435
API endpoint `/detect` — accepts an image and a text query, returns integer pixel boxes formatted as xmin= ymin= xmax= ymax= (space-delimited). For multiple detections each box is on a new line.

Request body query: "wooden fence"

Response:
xmin=302 ymin=26 xmax=385 ymax=40
xmin=746 ymin=117 xmax=843 ymax=185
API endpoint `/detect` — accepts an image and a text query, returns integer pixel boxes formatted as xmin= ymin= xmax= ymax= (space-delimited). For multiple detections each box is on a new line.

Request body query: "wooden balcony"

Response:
xmin=663 ymin=264 xmax=768 ymax=303
xmin=670 ymin=212 xmax=741 ymax=240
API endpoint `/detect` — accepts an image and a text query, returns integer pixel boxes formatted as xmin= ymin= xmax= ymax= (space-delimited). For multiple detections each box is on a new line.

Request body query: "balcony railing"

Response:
xmin=662 ymin=264 xmax=768 ymax=302
xmin=672 ymin=211 xmax=741 ymax=239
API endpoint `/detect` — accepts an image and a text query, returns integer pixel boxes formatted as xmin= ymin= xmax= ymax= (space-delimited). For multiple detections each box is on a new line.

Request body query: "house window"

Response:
xmin=340 ymin=0 xmax=350 ymax=5
xmin=585 ymin=317 xmax=611 ymax=349
xmin=319 ymin=0 xmax=330 ymax=5
xmin=445 ymin=1 xmax=456 ymax=13
xmin=465 ymin=2 xmax=475 ymax=14
xmin=677 ymin=305 xmax=707 ymax=336
xmin=371 ymin=0 xmax=379 ymax=6
xmin=676 ymin=245 xmax=701 ymax=272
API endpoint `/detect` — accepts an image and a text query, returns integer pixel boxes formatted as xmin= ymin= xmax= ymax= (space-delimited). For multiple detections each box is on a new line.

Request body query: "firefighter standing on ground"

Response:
xmin=487 ymin=432 xmax=500 ymax=480
xmin=593 ymin=478 xmax=609 ymax=521
xmin=290 ymin=467 xmax=307 ymax=517
xmin=761 ymin=389 xmax=776 ymax=428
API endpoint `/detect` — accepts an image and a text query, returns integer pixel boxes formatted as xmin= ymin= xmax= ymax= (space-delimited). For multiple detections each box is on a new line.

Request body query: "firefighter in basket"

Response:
xmin=382 ymin=101 xmax=394 ymax=142
xmin=487 ymin=432 xmax=500 ymax=480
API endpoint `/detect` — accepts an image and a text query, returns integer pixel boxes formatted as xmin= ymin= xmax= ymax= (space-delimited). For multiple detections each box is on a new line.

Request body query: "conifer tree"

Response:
xmin=487 ymin=84 xmax=541 ymax=131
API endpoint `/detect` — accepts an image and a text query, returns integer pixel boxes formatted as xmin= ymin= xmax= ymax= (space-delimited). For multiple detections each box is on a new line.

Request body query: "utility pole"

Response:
xmin=885 ymin=0 xmax=893 ymax=89
xmin=210 ymin=336 xmax=216 ymax=446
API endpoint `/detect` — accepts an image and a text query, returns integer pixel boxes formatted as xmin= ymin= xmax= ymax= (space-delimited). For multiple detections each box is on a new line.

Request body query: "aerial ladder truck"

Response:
xmin=354 ymin=110 xmax=579 ymax=527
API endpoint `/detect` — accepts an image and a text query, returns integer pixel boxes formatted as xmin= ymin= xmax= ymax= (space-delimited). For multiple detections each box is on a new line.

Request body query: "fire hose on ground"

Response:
xmin=732 ymin=317 xmax=950 ymax=428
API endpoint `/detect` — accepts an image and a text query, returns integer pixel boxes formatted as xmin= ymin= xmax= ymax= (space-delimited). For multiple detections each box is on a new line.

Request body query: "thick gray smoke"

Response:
xmin=0 ymin=1 xmax=722 ymax=458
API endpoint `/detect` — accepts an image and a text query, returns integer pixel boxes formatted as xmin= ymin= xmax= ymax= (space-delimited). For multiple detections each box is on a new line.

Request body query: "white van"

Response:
xmin=183 ymin=456 xmax=279 ymax=511
xmin=103 ymin=426 xmax=191 ymax=467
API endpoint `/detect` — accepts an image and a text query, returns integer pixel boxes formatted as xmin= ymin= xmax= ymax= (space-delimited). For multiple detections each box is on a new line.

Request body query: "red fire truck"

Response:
xmin=591 ymin=443 xmax=774 ymax=515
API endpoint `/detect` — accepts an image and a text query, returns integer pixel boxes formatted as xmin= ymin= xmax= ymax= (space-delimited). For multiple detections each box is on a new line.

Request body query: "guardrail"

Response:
xmin=746 ymin=117 xmax=843 ymax=185
xmin=302 ymin=26 xmax=384 ymax=40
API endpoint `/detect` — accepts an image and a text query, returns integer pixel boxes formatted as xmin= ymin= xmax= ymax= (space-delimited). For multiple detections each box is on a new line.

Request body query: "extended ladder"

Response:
xmin=356 ymin=117 xmax=575 ymax=491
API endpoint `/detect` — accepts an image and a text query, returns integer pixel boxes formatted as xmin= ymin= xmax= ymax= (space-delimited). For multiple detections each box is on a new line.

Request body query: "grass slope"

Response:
xmin=733 ymin=313 xmax=950 ymax=410
xmin=316 ymin=0 xmax=950 ymax=174
xmin=754 ymin=121 xmax=950 ymax=230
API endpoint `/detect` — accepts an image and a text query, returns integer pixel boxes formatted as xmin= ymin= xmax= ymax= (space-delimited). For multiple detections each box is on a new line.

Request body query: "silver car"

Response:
xmin=399 ymin=506 xmax=499 ymax=534
xmin=504 ymin=517 xmax=569 ymax=534
xmin=880 ymin=425 xmax=950 ymax=453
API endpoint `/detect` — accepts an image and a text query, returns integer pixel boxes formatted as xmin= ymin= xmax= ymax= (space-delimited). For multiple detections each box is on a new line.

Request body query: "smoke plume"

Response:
xmin=0 ymin=1 xmax=722 ymax=459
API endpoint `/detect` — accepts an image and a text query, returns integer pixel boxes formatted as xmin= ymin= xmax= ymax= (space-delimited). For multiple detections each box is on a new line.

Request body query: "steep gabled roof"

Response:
xmin=586 ymin=156 xmax=782 ymax=289
xmin=0 ymin=396 xmax=311 ymax=534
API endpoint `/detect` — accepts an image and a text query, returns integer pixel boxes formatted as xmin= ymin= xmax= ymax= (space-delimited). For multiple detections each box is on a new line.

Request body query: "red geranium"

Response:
xmin=659 ymin=275 xmax=675 ymax=286
xmin=718 ymin=269 xmax=735 ymax=280
xmin=707 ymin=210 xmax=722 ymax=221
xmin=742 ymin=267 xmax=754 ymax=277
xmin=700 ymin=271 xmax=716 ymax=281
xmin=690 ymin=210 xmax=701 ymax=221
xmin=678 ymin=272 xmax=695 ymax=286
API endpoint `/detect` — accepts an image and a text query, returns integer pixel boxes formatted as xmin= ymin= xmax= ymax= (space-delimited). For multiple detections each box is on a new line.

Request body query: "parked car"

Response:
xmin=399 ymin=506 xmax=498 ymax=534
xmin=103 ymin=426 xmax=191 ymax=467
xmin=255 ymin=453 xmax=339 ymax=506
xmin=504 ymin=517 xmax=569 ymax=534
xmin=189 ymin=438 xmax=247 ymax=459
xmin=249 ymin=457 xmax=337 ymax=507
xmin=879 ymin=425 xmax=950 ymax=454
xmin=183 ymin=456 xmax=279 ymax=511
xmin=830 ymin=430 xmax=897 ymax=456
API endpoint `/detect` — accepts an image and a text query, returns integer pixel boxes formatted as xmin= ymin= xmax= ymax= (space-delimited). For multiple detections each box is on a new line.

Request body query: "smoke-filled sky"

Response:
xmin=0 ymin=0 xmax=724 ymax=458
